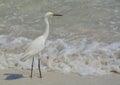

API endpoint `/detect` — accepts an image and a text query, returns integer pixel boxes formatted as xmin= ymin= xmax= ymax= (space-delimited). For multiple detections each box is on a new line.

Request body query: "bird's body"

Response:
xmin=21 ymin=35 xmax=46 ymax=62
xmin=20 ymin=12 xmax=62 ymax=78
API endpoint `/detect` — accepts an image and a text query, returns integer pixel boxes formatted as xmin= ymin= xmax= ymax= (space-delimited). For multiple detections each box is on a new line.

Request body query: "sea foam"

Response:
xmin=0 ymin=35 xmax=120 ymax=75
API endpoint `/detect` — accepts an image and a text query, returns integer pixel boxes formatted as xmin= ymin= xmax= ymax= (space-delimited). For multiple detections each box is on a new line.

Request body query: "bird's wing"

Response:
xmin=24 ymin=36 xmax=45 ymax=55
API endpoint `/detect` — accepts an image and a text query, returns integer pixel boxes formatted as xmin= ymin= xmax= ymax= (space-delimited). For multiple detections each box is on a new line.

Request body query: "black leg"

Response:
xmin=38 ymin=57 xmax=42 ymax=78
xmin=30 ymin=57 xmax=34 ymax=78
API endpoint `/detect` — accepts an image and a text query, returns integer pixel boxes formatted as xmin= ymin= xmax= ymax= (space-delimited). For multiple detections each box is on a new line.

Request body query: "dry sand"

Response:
xmin=0 ymin=69 xmax=120 ymax=85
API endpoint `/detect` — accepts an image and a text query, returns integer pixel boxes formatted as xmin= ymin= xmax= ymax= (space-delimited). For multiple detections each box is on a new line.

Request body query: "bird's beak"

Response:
xmin=53 ymin=14 xmax=63 ymax=16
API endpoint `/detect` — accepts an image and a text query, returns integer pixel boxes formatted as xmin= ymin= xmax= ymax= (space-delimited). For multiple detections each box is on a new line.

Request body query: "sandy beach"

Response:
xmin=0 ymin=69 xmax=120 ymax=85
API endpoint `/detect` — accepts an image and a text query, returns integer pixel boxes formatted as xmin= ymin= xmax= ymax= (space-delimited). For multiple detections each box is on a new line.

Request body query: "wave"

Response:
xmin=0 ymin=35 xmax=120 ymax=75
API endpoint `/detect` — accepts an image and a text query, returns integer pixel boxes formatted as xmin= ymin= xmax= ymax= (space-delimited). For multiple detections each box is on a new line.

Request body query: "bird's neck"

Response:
xmin=43 ymin=16 xmax=49 ymax=40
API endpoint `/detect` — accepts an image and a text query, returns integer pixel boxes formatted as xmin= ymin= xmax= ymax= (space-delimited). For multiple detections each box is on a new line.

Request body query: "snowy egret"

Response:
xmin=20 ymin=12 xmax=62 ymax=78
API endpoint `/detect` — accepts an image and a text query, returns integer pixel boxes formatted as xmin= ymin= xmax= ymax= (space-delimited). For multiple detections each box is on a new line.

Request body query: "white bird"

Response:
xmin=20 ymin=12 xmax=62 ymax=78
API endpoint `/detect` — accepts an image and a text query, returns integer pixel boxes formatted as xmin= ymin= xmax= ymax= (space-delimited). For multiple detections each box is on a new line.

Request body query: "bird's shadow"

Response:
xmin=4 ymin=73 xmax=24 ymax=80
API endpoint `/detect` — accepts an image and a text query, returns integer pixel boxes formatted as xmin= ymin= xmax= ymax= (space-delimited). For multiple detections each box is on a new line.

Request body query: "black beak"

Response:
xmin=54 ymin=14 xmax=63 ymax=16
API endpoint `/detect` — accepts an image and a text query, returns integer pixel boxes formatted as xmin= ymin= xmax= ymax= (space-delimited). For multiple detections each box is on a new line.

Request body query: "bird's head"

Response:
xmin=45 ymin=12 xmax=63 ymax=17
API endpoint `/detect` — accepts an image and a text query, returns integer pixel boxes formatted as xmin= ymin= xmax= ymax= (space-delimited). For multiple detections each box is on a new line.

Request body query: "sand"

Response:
xmin=0 ymin=69 xmax=120 ymax=85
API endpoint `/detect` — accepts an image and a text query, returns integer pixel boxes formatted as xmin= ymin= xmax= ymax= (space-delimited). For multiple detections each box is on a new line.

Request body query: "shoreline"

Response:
xmin=0 ymin=69 xmax=120 ymax=85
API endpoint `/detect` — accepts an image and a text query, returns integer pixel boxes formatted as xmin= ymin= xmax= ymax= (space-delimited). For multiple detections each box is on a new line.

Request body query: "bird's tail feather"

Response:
xmin=20 ymin=54 xmax=31 ymax=62
xmin=20 ymin=57 xmax=27 ymax=62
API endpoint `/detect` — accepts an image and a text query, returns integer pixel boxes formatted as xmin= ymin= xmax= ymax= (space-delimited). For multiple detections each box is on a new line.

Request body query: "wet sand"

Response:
xmin=0 ymin=69 xmax=120 ymax=85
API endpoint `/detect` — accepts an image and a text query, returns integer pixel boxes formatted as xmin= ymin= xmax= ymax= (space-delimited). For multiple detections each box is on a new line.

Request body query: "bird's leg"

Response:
xmin=38 ymin=55 xmax=42 ymax=78
xmin=30 ymin=57 xmax=34 ymax=78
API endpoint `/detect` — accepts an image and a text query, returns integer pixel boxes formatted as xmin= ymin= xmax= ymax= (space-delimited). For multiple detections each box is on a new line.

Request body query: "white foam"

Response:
xmin=0 ymin=35 xmax=8 ymax=44
xmin=0 ymin=35 xmax=120 ymax=75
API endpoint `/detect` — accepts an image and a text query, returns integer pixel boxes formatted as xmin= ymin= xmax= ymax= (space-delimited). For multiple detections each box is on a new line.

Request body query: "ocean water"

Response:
xmin=0 ymin=0 xmax=120 ymax=75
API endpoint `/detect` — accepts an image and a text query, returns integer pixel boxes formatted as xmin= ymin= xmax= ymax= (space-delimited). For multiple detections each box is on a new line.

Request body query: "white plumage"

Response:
xmin=20 ymin=12 xmax=62 ymax=78
xmin=20 ymin=36 xmax=45 ymax=61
